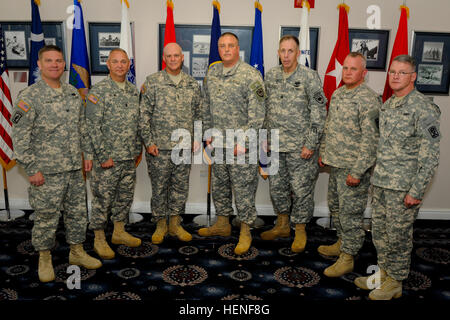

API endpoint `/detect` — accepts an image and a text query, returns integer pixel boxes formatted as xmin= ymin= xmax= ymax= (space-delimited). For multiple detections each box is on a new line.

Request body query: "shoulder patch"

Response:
xmin=140 ymin=84 xmax=146 ymax=94
xmin=17 ymin=100 xmax=31 ymax=113
xmin=87 ymin=94 xmax=99 ymax=104
xmin=421 ymin=115 xmax=440 ymax=141
xmin=11 ymin=111 xmax=24 ymax=124
xmin=250 ymin=81 xmax=266 ymax=100
xmin=313 ymin=90 xmax=326 ymax=105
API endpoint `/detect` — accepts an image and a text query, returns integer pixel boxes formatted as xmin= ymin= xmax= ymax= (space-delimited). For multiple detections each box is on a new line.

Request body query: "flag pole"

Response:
xmin=0 ymin=168 xmax=25 ymax=222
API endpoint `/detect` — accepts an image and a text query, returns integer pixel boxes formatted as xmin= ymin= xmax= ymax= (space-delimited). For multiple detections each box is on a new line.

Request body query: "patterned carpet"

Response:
xmin=0 ymin=211 xmax=449 ymax=315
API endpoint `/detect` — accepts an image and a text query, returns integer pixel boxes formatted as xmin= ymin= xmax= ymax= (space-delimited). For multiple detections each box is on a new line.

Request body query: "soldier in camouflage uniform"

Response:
xmin=355 ymin=55 xmax=441 ymax=300
xmin=140 ymin=42 xmax=202 ymax=244
xmin=260 ymin=35 xmax=326 ymax=253
xmin=197 ymin=33 xmax=266 ymax=256
xmin=85 ymin=48 xmax=142 ymax=260
xmin=318 ymin=52 xmax=380 ymax=277
xmin=11 ymin=45 xmax=101 ymax=283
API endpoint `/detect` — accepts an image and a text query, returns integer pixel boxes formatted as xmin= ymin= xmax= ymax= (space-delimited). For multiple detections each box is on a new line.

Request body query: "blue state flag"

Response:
xmin=208 ymin=1 xmax=222 ymax=68
xmin=28 ymin=0 xmax=44 ymax=85
xmin=69 ymin=0 xmax=91 ymax=101
xmin=250 ymin=1 xmax=264 ymax=78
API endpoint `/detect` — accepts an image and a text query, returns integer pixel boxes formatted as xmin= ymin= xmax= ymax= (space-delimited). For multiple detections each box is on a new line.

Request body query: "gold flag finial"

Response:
xmin=400 ymin=5 xmax=410 ymax=19
xmin=212 ymin=0 xmax=220 ymax=14
xmin=34 ymin=0 xmax=41 ymax=6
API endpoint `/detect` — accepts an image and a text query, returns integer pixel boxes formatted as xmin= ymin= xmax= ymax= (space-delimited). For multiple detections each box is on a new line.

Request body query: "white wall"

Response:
xmin=1 ymin=0 xmax=449 ymax=219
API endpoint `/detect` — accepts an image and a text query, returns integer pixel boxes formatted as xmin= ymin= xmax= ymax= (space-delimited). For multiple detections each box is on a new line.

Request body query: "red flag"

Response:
xmin=162 ymin=0 xmax=176 ymax=70
xmin=323 ymin=4 xmax=350 ymax=110
xmin=0 ymin=25 xmax=15 ymax=171
xmin=382 ymin=6 xmax=409 ymax=102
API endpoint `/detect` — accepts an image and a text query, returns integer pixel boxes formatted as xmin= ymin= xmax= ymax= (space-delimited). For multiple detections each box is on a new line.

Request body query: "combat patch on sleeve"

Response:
xmin=313 ymin=90 xmax=326 ymax=105
xmin=17 ymin=100 xmax=30 ymax=113
xmin=87 ymin=94 xmax=99 ymax=104
xmin=11 ymin=111 xmax=24 ymax=124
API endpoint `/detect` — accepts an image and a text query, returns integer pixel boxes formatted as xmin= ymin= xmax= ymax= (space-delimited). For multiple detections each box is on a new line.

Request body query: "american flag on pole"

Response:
xmin=0 ymin=24 xmax=16 ymax=171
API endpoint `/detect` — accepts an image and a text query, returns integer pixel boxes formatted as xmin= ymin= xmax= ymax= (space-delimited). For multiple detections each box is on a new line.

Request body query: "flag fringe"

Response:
xmin=167 ymin=0 xmax=174 ymax=10
xmin=255 ymin=1 xmax=262 ymax=12
xmin=400 ymin=5 xmax=409 ymax=19
xmin=302 ymin=0 xmax=310 ymax=12
xmin=121 ymin=0 xmax=130 ymax=9
xmin=337 ymin=3 xmax=350 ymax=14
xmin=212 ymin=0 xmax=220 ymax=14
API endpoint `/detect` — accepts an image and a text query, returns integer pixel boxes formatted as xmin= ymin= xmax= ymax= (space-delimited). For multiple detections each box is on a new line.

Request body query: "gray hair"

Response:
xmin=392 ymin=54 xmax=416 ymax=71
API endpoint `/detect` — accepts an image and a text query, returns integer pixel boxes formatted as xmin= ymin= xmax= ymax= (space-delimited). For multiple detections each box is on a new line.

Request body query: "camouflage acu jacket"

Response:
xmin=373 ymin=89 xmax=441 ymax=199
xmin=203 ymin=60 xmax=265 ymax=149
xmin=264 ymin=64 xmax=327 ymax=153
xmin=86 ymin=76 xmax=141 ymax=163
xmin=11 ymin=80 xmax=91 ymax=176
xmin=320 ymin=83 xmax=381 ymax=179
xmin=139 ymin=70 xmax=202 ymax=150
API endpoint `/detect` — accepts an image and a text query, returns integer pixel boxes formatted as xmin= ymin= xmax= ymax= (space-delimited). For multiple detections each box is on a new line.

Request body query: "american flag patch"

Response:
xmin=17 ymin=100 xmax=30 ymax=112
xmin=88 ymin=94 xmax=99 ymax=104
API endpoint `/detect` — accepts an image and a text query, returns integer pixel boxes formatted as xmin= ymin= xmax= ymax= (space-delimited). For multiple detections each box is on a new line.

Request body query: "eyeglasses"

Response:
xmin=388 ymin=70 xmax=415 ymax=76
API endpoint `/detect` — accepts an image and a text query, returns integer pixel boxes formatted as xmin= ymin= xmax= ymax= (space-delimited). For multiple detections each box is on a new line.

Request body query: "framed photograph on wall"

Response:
xmin=159 ymin=24 xmax=254 ymax=82
xmin=0 ymin=21 xmax=66 ymax=68
xmin=348 ymin=28 xmax=389 ymax=70
xmin=412 ymin=31 xmax=450 ymax=95
xmin=280 ymin=26 xmax=320 ymax=70
xmin=88 ymin=22 xmax=121 ymax=74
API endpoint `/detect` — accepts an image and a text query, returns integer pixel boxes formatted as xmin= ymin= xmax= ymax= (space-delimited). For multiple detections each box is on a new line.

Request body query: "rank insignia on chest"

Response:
xmin=17 ymin=100 xmax=30 ymax=112
xmin=88 ymin=94 xmax=99 ymax=104
xmin=294 ymin=81 xmax=301 ymax=87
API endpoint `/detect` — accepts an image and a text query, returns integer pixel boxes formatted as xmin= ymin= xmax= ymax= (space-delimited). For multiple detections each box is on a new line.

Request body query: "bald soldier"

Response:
xmin=139 ymin=42 xmax=202 ymax=244
xmin=355 ymin=55 xmax=441 ymax=300
xmin=318 ymin=52 xmax=381 ymax=277
xmin=198 ymin=33 xmax=266 ymax=255
xmin=11 ymin=45 xmax=101 ymax=282
xmin=86 ymin=48 xmax=142 ymax=260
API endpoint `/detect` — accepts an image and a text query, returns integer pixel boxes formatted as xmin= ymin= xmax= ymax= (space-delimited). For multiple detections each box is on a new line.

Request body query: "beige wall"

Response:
xmin=1 ymin=0 xmax=449 ymax=218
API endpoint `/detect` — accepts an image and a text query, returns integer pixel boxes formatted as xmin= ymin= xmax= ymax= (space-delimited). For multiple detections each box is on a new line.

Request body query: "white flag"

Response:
xmin=299 ymin=0 xmax=311 ymax=67
xmin=120 ymin=0 xmax=136 ymax=84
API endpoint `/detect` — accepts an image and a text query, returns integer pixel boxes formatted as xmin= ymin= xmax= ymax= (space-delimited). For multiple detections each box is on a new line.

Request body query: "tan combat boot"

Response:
xmin=112 ymin=221 xmax=141 ymax=247
xmin=69 ymin=244 xmax=102 ymax=269
xmin=323 ymin=252 xmax=354 ymax=277
xmin=234 ymin=222 xmax=252 ymax=255
xmin=354 ymin=268 xmax=387 ymax=290
xmin=260 ymin=214 xmax=290 ymax=240
xmin=369 ymin=276 xmax=402 ymax=300
xmin=198 ymin=215 xmax=231 ymax=237
xmin=152 ymin=218 xmax=168 ymax=244
xmin=38 ymin=250 xmax=55 ymax=282
xmin=291 ymin=224 xmax=307 ymax=253
xmin=317 ymin=238 xmax=341 ymax=256
xmin=94 ymin=229 xmax=115 ymax=259
xmin=169 ymin=215 xmax=192 ymax=242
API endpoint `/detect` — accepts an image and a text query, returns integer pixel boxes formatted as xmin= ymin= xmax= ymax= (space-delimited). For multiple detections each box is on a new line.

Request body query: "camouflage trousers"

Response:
xmin=328 ymin=167 xmax=371 ymax=256
xmin=147 ymin=150 xmax=191 ymax=221
xmin=268 ymin=151 xmax=319 ymax=224
xmin=371 ymin=186 xmax=420 ymax=281
xmin=89 ymin=160 xmax=136 ymax=230
xmin=29 ymin=170 xmax=87 ymax=251
xmin=212 ymin=151 xmax=259 ymax=225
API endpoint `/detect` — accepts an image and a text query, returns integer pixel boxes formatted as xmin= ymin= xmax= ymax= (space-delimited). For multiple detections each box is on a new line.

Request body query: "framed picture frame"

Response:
xmin=88 ymin=22 xmax=123 ymax=75
xmin=0 ymin=21 xmax=66 ymax=69
xmin=411 ymin=31 xmax=450 ymax=95
xmin=348 ymin=28 xmax=389 ymax=70
xmin=158 ymin=24 xmax=254 ymax=82
xmin=280 ymin=26 xmax=320 ymax=70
